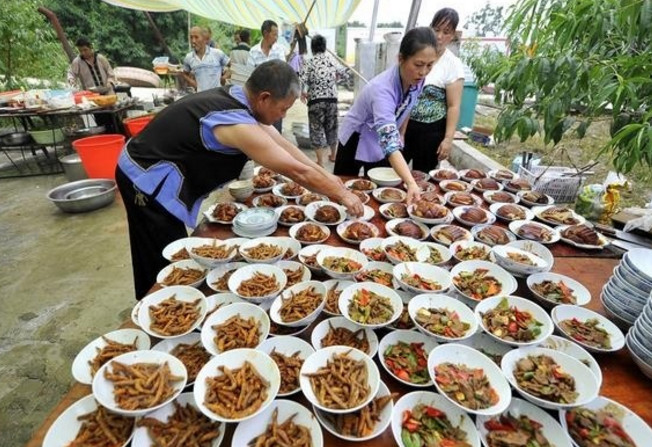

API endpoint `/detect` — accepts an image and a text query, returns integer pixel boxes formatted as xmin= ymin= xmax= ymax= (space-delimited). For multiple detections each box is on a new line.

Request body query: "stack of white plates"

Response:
xmin=601 ymin=248 xmax=652 ymax=328
xmin=232 ymin=207 xmax=278 ymax=238
xmin=627 ymin=292 xmax=652 ymax=379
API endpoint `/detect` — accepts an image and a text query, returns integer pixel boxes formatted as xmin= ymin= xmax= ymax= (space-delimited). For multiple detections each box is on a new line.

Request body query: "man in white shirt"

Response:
xmin=182 ymin=26 xmax=229 ymax=92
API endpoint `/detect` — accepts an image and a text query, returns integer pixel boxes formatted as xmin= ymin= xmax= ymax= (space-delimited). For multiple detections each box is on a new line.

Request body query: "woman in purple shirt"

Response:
xmin=334 ymin=27 xmax=438 ymax=203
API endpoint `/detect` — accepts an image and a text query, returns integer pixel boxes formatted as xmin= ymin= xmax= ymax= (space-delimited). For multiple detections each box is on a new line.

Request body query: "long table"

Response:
xmin=27 ymin=184 xmax=652 ymax=446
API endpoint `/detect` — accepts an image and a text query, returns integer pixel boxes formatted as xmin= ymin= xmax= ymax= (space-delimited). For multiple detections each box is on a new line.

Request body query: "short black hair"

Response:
xmin=238 ymin=29 xmax=250 ymax=44
xmin=75 ymin=36 xmax=92 ymax=48
xmin=431 ymin=8 xmax=459 ymax=30
xmin=246 ymin=60 xmax=301 ymax=100
xmin=311 ymin=34 xmax=326 ymax=54
xmin=261 ymin=20 xmax=278 ymax=35
xmin=399 ymin=27 xmax=437 ymax=59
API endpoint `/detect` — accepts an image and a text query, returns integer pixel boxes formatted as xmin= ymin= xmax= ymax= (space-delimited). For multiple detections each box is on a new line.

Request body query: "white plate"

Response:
xmin=527 ymin=272 xmax=591 ymax=308
xmin=379 ymin=202 xmax=409 ymax=220
xmin=274 ymin=259 xmax=311 ymax=288
xmin=289 ymin=221 xmax=331 ymax=245
xmin=201 ymin=292 xmax=244 ymax=328
xmin=472 ymin=178 xmax=504 ymax=193
xmin=269 ymin=281 xmax=326 ymax=327
xmin=450 ymin=260 xmax=518 ymax=304
xmin=378 ymin=330 xmax=439 ymax=387
xmin=150 ymin=333 xmax=208 ymax=386
xmin=203 ymin=202 xmax=248 ymax=224
xmin=310 ymin=316 xmax=379 ymax=356
xmin=471 ymin=224 xmax=517 ymax=247
xmin=551 ymin=304 xmax=625 ymax=353
xmin=296 ymin=193 xmax=329 ymax=206
xmin=43 ymin=394 xmax=136 ymax=447
xmin=321 ymin=279 xmax=356 ymax=316
xmin=393 ymin=262 xmax=452 ymax=294
xmin=298 ymin=243 xmax=330 ymax=273
xmin=385 ymin=218 xmax=430 ymax=241
xmin=488 ymin=169 xmax=518 ymax=182
xmin=227 ymin=263 xmax=286 ymax=302
xmin=517 ymin=190 xmax=554 ymax=207
xmin=372 ymin=187 xmax=406 ymax=203
xmin=156 ymin=259 xmax=207 ymax=288
xmin=346 ymin=204 xmax=375 ymax=221
xmin=131 ymin=392 xmax=225 ymax=447
xmin=457 ymin=332 xmax=514 ymax=366
xmin=354 ymin=261 xmax=399 ymax=288
xmin=430 ymin=224 xmax=474 ymax=246
xmin=489 ymin=202 xmax=535 ymax=222
xmin=317 ymin=246 xmax=368 ymax=279
xmin=72 ymin=328 xmax=150 ymax=385
xmin=407 ymin=202 xmax=453 ymax=225
xmin=138 ymin=285 xmax=207 ymax=339
xmin=336 ymin=220 xmax=380 ymax=245
xmin=407 ymin=293 xmax=478 ymax=342
xmin=440 ymin=179 xmax=472 ymax=193
xmin=451 ymin=240 xmax=493 ymax=263
xmin=338 ymin=281 xmax=403 ymax=329
xmin=252 ymin=175 xmax=277 ymax=193
xmin=428 ymin=343 xmax=512 ymax=416
xmin=194 ymin=349 xmax=280 ymax=423
xmin=532 ymin=204 xmax=586 ymax=226
xmin=200 ymin=302 xmax=270 ymax=355
xmin=368 ymin=166 xmax=401 ymax=186
xmin=453 ymin=206 xmax=497 ymax=227
xmin=509 ymin=220 xmax=561 ymax=244
xmin=429 ymin=168 xmax=460 ymax=182
xmin=419 ymin=241 xmax=453 ymax=266
xmin=92 ymin=350 xmax=187 ymax=417
xmin=272 ymin=182 xmax=306 ymax=199
xmin=275 ymin=204 xmax=307 ymax=226
xmin=345 ymin=178 xmax=378 ymax=191
xmin=492 ymin=245 xmax=550 ymax=275
xmin=557 ymin=224 xmax=610 ymax=250
xmin=238 ymin=237 xmax=287 ymax=264
xmin=539 ymin=335 xmax=602 ymax=386
xmin=206 ymin=262 xmax=248 ymax=292
xmin=252 ymin=193 xmax=288 ymax=208
xmin=305 ymin=201 xmax=347 ymax=226
xmin=483 ymin=190 xmax=520 ymax=204
xmin=162 ymin=236 xmax=204 ymax=262
xmin=257 ymin=336 xmax=315 ymax=397
xmin=460 ymin=168 xmax=488 ymax=182
xmin=445 ymin=190 xmax=484 ymax=207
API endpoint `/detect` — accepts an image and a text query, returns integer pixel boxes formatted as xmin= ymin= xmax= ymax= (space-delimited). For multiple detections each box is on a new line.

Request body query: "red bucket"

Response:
xmin=72 ymin=134 xmax=125 ymax=179
xmin=123 ymin=115 xmax=154 ymax=137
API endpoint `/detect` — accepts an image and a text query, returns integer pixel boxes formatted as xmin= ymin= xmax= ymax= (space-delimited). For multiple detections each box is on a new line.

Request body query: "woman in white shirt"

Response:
xmin=403 ymin=8 xmax=465 ymax=172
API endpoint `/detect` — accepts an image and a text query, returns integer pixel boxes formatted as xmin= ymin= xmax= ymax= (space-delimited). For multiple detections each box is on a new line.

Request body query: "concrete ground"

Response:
xmin=0 ymin=98 xmax=333 ymax=446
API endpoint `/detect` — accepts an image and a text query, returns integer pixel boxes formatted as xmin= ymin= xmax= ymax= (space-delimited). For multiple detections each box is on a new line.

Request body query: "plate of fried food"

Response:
xmin=289 ymin=221 xmax=331 ymax=245
xmin=460 ymin=168 xmax=488 ymax=182
xmin=408 ymin=200 xmax=453 ymax=225
xmin=504 ymin=178 xmax=533 ymax=193
xmin=445 ymin=191 xmax=483 ymax=207
xmin=233 ymin=399 xmax=323 ymax=447
xmin=381 ymin=236 xmax=426 ymax=264
xmin=298 ymin=244 xmax=329 ymax=274
xmin=238 ymin=237 xmax=287 ymax=263
xmin=533 ymin=205 xmax=586 ymax=226
xmin=194 ymin=348 xmax=280 ymax=422
xmin=345 ymin=178 xmax=378 ymax=192
xmin=162 ymin=236 xmax=204 ymax=262
xmin=517 ymin=190 xmax=554 ymax=207
xmin=201 ymin=292 xmax=244 ymax=328
xmin=379 ymin=202 xmax=409 ymax=220
xmin=354 ymin=261 xmax=398 ymax=288
xmin=253 ymin=173 xmax=277 ymax=192
xmin=275 ymin=260 xmax=311 ymax=289
xmin=204 ymin=201 xmax=247 ymax=224
xmin=509 ymin=220 xmax=561 ymax=244
xmin=407 ymin=293 xmax=478 ymax=342
xmin=43 ymin=394 xmax=136 ymax=447
xmin=372 ymin=187 xmax=407 ymax=204
xmin=450 ymin=260 xmax=518 ymax=304
xmin=488 ymin=168 xmax=518 ymax=182
xmin=430 ymin=224 xmax=473 ymax=246
xmin=339 ymin=282 xmax=403 ymax=329
xmin=311 ymin=316 xmax=379 ymax=356
xmin=206 ymin=262 xmax=248 ymax=293
xmin=200 ymin=302 xmax=270 ymax=355
xmin=472 ymin=177 xmax=503 ymax=193
xmin=257 ymin=336 xmax=316 ymax=396
xmin=450 ymin=240 xmax=493 ymax=262
xmin=337 ymin=220 xmax=379 ymax=244
xmin=300 ymin=346 xmax=381 ymax=413
xmin=393 ymin=262 xmax=452 ymax=294
xmin=269 ymin=281 xmax=327 ymax=328
xmin=273 ymin=181 xmax=306 ymax=199
xmin=228 ymin=263 xmax=287 ymax=303
xmin=131 ymin=392 xmax=225 ymax=447
xmin=346 ymin=204 xmax=375 ymax=221
xmin=453 ymin=206 xmax=497 ymax=227
xmin=378 ymin=330 xmax=439 ymax=387
xmin=253 ymin=193 xmax=287 ymax=209
xmin=138 ymin=285 xmax=207 ymax=339
xmin=471 ymin=224 xmax=516 ymax=247
xmin=156 ymin=259 xmax=207 ymax=288
xmin=440 ymin=179 xmax=472 ymax=193
xmin=151 ymin=333 xmax=211 ymax=387
xmin=275 ymin=204 xmax=306 ymax=226
xmin=359 ymin=237 xmax=387 ymax=262
xmin=305 ymin=201 xmax=347 ymax=226
xmin=92 ymin=350 xmax=187 ymax=417
xmin=296 ymin=192 xmax=329 ymax=206
xmin=386 ymin=218 xmax=430 ymax=241
xmin=557 ymin=223 xmax=610 ymax=250
xmin=314 ymin=381 xmax=395 ymax=442
xmin=321 ymin=280 xmax=356 ymax=316
xmin=185 ymin=237 xmax=239 ymax=268
xmin=429 ymin=168 xmax=460 ymax=182
xmin=489 ymin=203 xmax=534 ymax=223
xmin=483 ymin=190 xmax=519 ymax=204
xmin=72 ymin=328 xmax=150 ymax=385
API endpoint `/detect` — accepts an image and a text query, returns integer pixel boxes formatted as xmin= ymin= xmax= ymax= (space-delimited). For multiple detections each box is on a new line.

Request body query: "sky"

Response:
xmin=349 ymin=0 xmax=517 ymax=34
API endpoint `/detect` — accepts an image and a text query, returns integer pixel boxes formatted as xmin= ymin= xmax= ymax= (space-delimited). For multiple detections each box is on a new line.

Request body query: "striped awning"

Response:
xmin=101 ymin=0 xmax=362 ymax=29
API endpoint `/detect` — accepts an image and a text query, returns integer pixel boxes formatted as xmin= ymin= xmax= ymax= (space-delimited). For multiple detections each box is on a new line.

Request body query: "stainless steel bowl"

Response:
xmin=1 ymin=132 xmax=32 ymax=146
xmin=47 ymin=179 xmax=116 ymax=213
xmin=58 ymin=154 xmax=88 ymax=182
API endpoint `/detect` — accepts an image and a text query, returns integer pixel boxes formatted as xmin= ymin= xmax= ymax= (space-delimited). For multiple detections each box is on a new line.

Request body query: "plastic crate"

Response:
xmin=518 ymin=165 xmax=586 ymax=203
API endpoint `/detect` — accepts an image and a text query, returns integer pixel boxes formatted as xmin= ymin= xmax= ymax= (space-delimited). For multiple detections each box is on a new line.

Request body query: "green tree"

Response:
xmin=0 ymin=0 xmax=68 ymax=89
xmin=467 ymin=0 xmax=652 ymax=173
xmin=463 ymin=2 xmax=505 ymax=37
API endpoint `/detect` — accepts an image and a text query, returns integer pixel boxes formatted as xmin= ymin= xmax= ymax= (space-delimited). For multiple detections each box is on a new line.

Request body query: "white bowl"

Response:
xmin=313 ymin=381 xmax=393 ymax=442
xmin=368 ymin=167 xmax=401 ymax=186
xmin=131 ymin=392 xmax=224 ymax=447
xmin=407 ymin=293 xmax=479 ymax=342
xmin=289 ymin=221 xmax=331 ymax=245
xmin=504 ymin=239 xmax=554 ymax=271
xmin=43 ymin=394 xmax=136 ymax=447
xmin=162 ymin=236 xmax=204 ymax=262
xmin=551 ymin=304 xmax=625 ymax=353
xmin=451 ymin=240 xmax=493 ymax=263
xmin=453 ymin=206 xmax=497 ymax=227
xmin=238 ymin=237 xmax=287 ymax=264
xmin=381 ymin=236 xmax=427 ymax=264
xmin=407 ymin=202 xmax=453 ymax=225
xmin=252 ymin=193 xmax=287 ymax=208
xmin=204 ymin=202 xmax=247 ymax=224
xmin=501 ymin=347 xmax=599 ymax=410
xmin=483 ymin=190 xmax=519 ymax=204
xmin=298 ymin=243 xmax=330 ymax=273
xmin=317 ymin=246 xmax=368 ymax=279
xmin=457 ymin=332 xmax=514 ymax=366
xmin=345 ymin=178 xmax=378 ymax=191
xmin=194 ymin=348 xmax=280 ymax=422
xmin=150 ymin=332 xmax=207 ymax=385
xmin=378 ymin=330 xmax=439 ymax=387
xmin=92 ymin=350 xmax=187 ymax=417
xmin=156 ymin=259 xmax=207 ymax=288
xmin=489 ymin=202 xmax=535 ymax=222
xmin=440 ymin=179 xmax=473 ymax=193
xmin=372 ymin=186 xmax=406 ymax=203
xmin=257 ymin=336 xmax=316 ymax=397
xmin=460 ymin=168 xmax=488 ymax=182
xmin=450 ymin=260 xmax=518 ymax=304
xmin=624 ymin=248 xmax=652 ymax=282
xmin=539 ymin=334 xmax=602 ymax=387
xmin=72 ymin=328 xmax=150 ymax=385
xmin=354 ymin=261 xmax=399 ymax=288
xmin=419 ymin=241 xmax=454 ymax=266
xmin=492 ymin=245 xmax=550 ymax=275
xmin=428 ymin=343 xmax=512 ymax=416
xmin=277 ymin=237 xmax=302 ymax=261
xmin=359 ymin=237 xmax=387 ymax=262
xmin=296 ymin=192 xmax=329 ymax=206
xmin=200 ymin=302 xmax=270 ymax=355
xmin=225 ymin=237 xmax=251 ymax=261
xmin=206 ymin=262 xmax=248 ymax=292
xmin=305 ymin=200 xmax=347 ymax=226
xmin=429 ymin=168 xmax=460 ymax=181
xmin=477 ymin=397 xmax=572 ymax=447
xmin=474 ymin=295 xmax=554 ymax=347
xmin=472 ymin=178 xmax=504 ymax=193
xmin=379 ymin=202 xmax=409 ymax=220
xmin=137 ymin=285 xmax=207 ymax=339
xmin=532 ymin=204 xmax=586 ymax=226
xmin=391 ymin=391 xmax=480 ymax=447
xmin=228 ymin=263 xmax=286 ymax=302
xmin=527 ymin=272 xmax=591 ymax=308
xmin=299 ymin=346 xmax=380 ymax=413
xmin=346 ymin=204 xmax=375 ymax=221
xmin=269 ymin=280 xmax=326 ymax=327
xmin=272 ymin=182 xmax=306 ymax=199
xmin=233 ymin=399 xmax=323 ymax=446
xmin=228 ymin=179 xmax=254 ymax=201
xmin=310 ymin=316 xmax=379 ymax=356
xmin=488 ymin=169 xmax=518 ymax=182
xmin=385 ymin=218 xmax=430 ymax=241
xmin=445 ymin=191 xmax=484 ymax=207
xmin=275 ymin=204 xmax=307 ymax=226
xmin=517 ymin=190 xmax=554 ymax=207
xmin=184 ymin=237 xmax=238 ymax=268
xmin=559 ymin=395 xmax=652 ymax=447
xmin=393 ymin=262 xmax=452 ymax=294
xmin=322 ymin=279 xmax=356 ymax=316
xmin=339 ymin=282 xmax=403 ymax=329
xmin=430 ymin=224 xmax=474 ymax=246
xmin=509 ymin=220 xmax=561 ymax=244
xmin=336 ymin=220 xmax=380 ymax=245
xmin=274 ymin=259 xmax=311 ymax=288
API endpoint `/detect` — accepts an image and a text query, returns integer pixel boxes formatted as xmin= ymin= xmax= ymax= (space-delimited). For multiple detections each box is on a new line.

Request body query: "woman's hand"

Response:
xmin=438 ymin=137 xmax=453 ymax=161
xmin=405 ymin=183 xmax=421 ymax=205
xmin=339 ymin=190 xmax=364 ymax=217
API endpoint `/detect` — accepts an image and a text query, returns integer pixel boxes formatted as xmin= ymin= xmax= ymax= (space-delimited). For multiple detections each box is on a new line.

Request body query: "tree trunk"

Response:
xmin=37 ymin=7 xmax=75 ymax=62
xmin=143 ymin=11 xmax=175 ymax=60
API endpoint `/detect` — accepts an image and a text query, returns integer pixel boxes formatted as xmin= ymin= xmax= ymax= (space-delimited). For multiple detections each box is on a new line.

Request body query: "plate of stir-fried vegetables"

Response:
xmin=408 ymin=294 xmax=479 ymax=342
xmin=393 ymin=262 xmax=452 ymax=294
xmin=551 ymin=305 xmax=625 ymax=353
xmin=339 ymin=282 xmax=403 ymax=328
xmin=379 ymin=330 xmax=439 ymax=387
xmin=451 ymin=261 xmax=517 ymax=303
xmin=527 ymin=272 xmax=592 ymax=308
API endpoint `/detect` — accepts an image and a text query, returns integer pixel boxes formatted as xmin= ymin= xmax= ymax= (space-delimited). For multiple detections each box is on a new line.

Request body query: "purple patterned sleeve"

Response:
xmin=377 ymin=123 xmax=402 ymax=157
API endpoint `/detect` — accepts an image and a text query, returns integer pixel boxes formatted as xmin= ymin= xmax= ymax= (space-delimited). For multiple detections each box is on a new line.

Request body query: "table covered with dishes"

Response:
xmin=30 ymin=167 xmax=652 ymax=447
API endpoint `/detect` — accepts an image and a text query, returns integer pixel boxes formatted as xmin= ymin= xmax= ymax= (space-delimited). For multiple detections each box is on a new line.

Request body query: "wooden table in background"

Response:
xmin=27 ymin=184 xmax=651 ymax=447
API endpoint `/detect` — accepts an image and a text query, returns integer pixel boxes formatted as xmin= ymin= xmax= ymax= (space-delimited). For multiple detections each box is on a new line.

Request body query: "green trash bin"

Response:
xmin=459 ymin=80 xmax=478 ymax=129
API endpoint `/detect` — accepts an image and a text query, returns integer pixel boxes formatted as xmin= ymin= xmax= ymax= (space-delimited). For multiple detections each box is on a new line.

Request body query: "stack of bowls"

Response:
xmin=232 ymin=207 xmax=278 ymax=237
xmin=601 ymin=248 xmax=652 ymax=328
xmin=626 ymin=289 xmax=652 ymax=379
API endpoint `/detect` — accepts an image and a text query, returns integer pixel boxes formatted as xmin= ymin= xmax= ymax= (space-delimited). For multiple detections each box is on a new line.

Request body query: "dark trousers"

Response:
xmin=403 ymin=118 xmax=447 ymax=172
xmin=116 ymin=167 xmax=187 ymax=300
xmin=333 ymin=132 xmax=390 ymax=176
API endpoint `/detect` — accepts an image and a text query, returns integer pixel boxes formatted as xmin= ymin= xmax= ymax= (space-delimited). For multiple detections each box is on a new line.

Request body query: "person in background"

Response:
xmin=299 ymin=34 xmax=347 ymax=167
xmin=67 ymin=36 xmax=116 ymax=93
xmin=403 ymin=8 xmax=465 ymax=171
xmin=182 ymin=26 xmax=229 ymax=92
xmin=334 ymin=27 xmax=439 ymax=204
xmin=115 ymin=60 xmax=362 ymax=299
xmin=230 ymin=29 xmax=251 ymax=65
xmin=205 ymin=26 xmax=216 ymax=48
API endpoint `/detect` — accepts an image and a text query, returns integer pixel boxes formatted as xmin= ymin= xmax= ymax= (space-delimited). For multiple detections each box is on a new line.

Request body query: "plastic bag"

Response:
xmin=575 ymin=184 xmax=605 ymax=221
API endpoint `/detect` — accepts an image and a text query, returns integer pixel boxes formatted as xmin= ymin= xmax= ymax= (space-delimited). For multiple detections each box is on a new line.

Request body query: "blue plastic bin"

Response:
xmin=459 ymin=80 xmax=478 ymax=129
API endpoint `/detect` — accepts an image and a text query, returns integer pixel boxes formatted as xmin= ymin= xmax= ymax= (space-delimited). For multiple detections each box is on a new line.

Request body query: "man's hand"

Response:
xmin=339 ymin=190 xmax=364 ymax=217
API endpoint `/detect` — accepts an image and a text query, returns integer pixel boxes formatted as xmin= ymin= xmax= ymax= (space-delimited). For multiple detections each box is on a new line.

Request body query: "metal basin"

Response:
xmin=58 ymin=154 xmax=88 ymax=182
xmin=47 ymin=179 xmax=116 ymax=213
